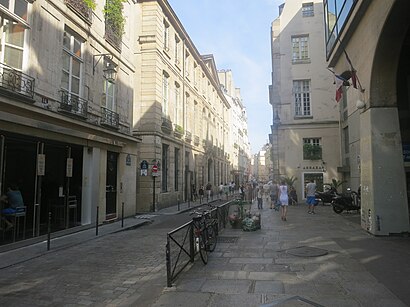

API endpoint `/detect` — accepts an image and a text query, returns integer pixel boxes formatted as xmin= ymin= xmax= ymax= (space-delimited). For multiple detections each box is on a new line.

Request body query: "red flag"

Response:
xmin=335 ymin=74 xmax=347 ymax=102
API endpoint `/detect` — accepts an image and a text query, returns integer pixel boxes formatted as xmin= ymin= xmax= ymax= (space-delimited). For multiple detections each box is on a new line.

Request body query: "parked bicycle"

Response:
xmin=190 ymin=208 xmax=218 ymax=264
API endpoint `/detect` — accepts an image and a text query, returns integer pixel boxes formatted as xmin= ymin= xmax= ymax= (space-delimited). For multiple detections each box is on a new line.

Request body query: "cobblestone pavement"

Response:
xmin=1 ymin=197 xmax=409 ymax=307
xmin=0 ymin=198 xmax=229 ymax=307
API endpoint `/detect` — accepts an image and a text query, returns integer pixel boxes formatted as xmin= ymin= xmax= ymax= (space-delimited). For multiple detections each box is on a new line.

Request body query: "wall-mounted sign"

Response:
xmin=140 ymin=160 xmax=149 ymax=176
xmin=126 ymin=154 xmax=132 ymax=166
xmin=66 ymin=158 xmax=73 ymax=177
xmin=37 ymin=154 xmax=45 ymax=176
xmin=403 ymin=144 xmax=410 ymax=162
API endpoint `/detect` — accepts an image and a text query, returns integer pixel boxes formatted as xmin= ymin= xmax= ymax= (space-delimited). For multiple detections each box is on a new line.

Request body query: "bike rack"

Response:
xmin=165 ymin=200 xmax=231 ymax=287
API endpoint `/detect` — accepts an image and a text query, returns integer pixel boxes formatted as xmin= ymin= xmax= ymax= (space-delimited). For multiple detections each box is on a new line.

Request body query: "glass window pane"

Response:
xmin=0 ymin=0 xmax=9 ymax=8
xmin=71 ymin=76 xmax=80 ymax=94
xmin=14 ymin=0 xmax=28 ymax=20
xmin=73 ymin=38 xmax=81 ymax=57
xmin=5 ymin=23 xmax=25 ymax=47
xmin=4 ymin=46 xmax=23 ymax=69
xmin=62 ymin=52 xmax=70 ymax=71
xmin=72 ymin=58 xmax=81 ymax=77
xmin=63 ymin=31 xmax=71 ymax=50
xmin=61 ymin=72 xmax=69 ymax=90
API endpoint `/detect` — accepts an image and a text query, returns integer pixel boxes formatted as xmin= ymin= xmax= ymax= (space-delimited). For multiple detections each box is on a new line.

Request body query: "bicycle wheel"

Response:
xmin=207 ymin=223 xmax=217 ymax=252
xmin=199 ymin=232 xmax=208 ymax=264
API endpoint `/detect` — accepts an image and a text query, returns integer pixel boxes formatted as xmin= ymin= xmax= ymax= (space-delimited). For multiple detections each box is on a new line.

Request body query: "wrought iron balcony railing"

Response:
xmin=65 ymin=0 xmax=93 ymax=24
xmin=101 ymin=107 xmax=119 ymax=129
xmin=105 ymin=22 xmax=122 ymax=51
xmin=194 ymin=135 xmax=200 ymax=145
xmin=59 ymin=91 xmax=88 ymax=118
xmin=185 ymin=131 xmax=192 ymax=142
xmin=0 ymin=63 xmax=35 ymax=99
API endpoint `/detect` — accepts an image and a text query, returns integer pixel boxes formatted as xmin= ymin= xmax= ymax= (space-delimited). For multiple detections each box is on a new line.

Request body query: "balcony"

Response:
xmin=174 ymin=124 xmax=184 ymax=139
xmin=185 ymin=131 xmax=192 ymax=142
xmin=65 ymin=0 xmax=93 ymax=24
xmin=194 ymin=135 xmax=200 ymax=146
xmin=101 ymin=107 xmax=119 ymax=129
xmin=161 ymin=117 xmax=172 ymax=134
xmin=59 ymin=91 xmax=88 ymax=118
xmin=0 ymin=63 xmax=35 ymax=100
xmin=105 ymin=22 xmax=122 ymax=52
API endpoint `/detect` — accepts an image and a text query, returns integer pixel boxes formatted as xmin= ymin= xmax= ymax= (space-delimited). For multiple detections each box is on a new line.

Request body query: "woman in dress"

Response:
xmin=279 ymin=180 xmax=289 ymax=221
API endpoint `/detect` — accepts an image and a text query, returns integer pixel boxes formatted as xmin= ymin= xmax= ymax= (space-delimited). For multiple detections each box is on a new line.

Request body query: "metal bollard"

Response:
xmin=96 ymin=206 xmax=99 ymax=236
xmin=121 ymin=202 xmax=124 ymax=228
xmin=47 ymin=211 xmax=51 ymax=251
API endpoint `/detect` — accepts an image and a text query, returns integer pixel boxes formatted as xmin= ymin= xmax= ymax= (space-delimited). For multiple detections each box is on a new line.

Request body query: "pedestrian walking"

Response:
xmin=257 ymin=185 xmax=263 ymax=209
xmin=270 ymin=180 xmax=279 ymax=210
xmin=305 ymin=179 xmax=317 ymax=214
xmin=279 ymin=180 xmax=289 ymax=221
xmin=198 ymin=185 xmax=204 ymax=204
xmin=206 ymin=182 xmax=212 ymax=202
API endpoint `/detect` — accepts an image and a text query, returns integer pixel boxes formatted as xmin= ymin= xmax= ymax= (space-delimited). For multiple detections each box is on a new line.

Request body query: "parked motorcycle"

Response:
xmin=315 ymin=185 xmax=338 ymax=206
xmin=331 ymin=188 xmax=361 ymax=214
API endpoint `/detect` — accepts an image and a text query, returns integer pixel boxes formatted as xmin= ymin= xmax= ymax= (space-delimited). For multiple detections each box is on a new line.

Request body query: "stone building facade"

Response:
xmin=324 ymin=0 xmax=410 ymax=235
xmin=0 ymin=0 xmax=139 ymax=245
xmin=269 ymin=0 xmax=341 ymax=201
xmin=134 ymin=0 xmax=237 ymax=211
xmin=0 ymin=0 xmax=249 ymax=245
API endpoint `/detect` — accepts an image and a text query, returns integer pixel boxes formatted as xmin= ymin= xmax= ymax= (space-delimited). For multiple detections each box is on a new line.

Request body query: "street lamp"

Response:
xmin=93 ymin=53 xmax=117 ymax=83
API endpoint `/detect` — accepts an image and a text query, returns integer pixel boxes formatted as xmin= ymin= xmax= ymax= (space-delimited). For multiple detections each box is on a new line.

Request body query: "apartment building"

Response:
xmin=218 ymin=69 xmax=251 ymax=186
xmin=135 ymin=0 xmax=234 ymax=210
xmin=0 ymin=0 xmax=140 ymax=245
xmin=324 ymin=0 xmax=409 ymax=235
xmin=269 ymin=0 xmax=340 ymax=201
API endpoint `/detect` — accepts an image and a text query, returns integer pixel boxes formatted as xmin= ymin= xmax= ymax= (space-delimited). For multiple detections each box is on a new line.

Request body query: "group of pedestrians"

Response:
xmin=255 ymin=178 xmax=318 ymax=222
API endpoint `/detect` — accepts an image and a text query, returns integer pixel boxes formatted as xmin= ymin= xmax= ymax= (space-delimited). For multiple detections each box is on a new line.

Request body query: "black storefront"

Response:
xmin=0 ymin=131 xmax=83 ymax=245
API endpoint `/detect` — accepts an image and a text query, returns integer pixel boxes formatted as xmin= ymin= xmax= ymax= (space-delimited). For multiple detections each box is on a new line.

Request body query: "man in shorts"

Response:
xmin=305 ymin=179 xmax=317 ymax=214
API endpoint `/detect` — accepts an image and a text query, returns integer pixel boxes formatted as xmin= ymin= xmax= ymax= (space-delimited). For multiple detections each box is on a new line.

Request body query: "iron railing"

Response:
xmin=101 ymin=107 xmax=119 ymax=128
xmin=0 ymin=63 xmax=35 ymax=99
xmin=166 ymin=201 xmax=231 ymax=287
xmin=59 ymin=91 xmax=88 ymax=118
xmin=65 ymin=0 xmax=93 ymax=24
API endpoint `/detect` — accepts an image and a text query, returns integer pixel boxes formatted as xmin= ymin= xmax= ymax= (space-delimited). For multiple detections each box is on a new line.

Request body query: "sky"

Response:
xmin=167 ymin=0 xmax=283 ymax=154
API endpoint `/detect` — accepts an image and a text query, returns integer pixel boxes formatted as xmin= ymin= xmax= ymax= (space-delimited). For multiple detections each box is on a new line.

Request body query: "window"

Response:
xmin=302 ymin=2 xmax=314 ymax=17
xmin=61 ymin=28 xmax=84 ymax=100
xmin=0 ymin=0 xmax=28 ymax=69
xmin=162 ymin=144 xmax=169 ymax=192
xmin=174 ymin=35 xmax=180 ymax=64
xmin=324 ymin=0 xmax=358 ymax=57
xmin=102 ymin=78 xmax=115 ymax=111
xmin=174 ymin=148 xmax=180 ymax=191
xmin=162 ymin=71 xmax=169 ymax=116
xmin=163 ymin=19 xmax=169 ymax=51
xmin=293 ymin=80 xmax=311 ymax=116
xmin=303 ymin=138 xmax=322 ymax=160
xmin=174 ymin=82 xmax=180 ymax=124
xmin=292 ymin=35 xmax=309 ymax=62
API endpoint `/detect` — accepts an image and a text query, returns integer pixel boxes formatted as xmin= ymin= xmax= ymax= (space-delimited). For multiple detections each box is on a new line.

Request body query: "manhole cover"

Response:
xmin=286 ymin=246 xmax=328 ymax=257
xmin=217 ymin=236 xmax=239 ymax=243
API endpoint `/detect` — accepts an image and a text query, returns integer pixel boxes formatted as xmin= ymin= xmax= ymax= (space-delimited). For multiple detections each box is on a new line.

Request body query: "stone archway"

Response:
xmin=359 ymin=0 xmax=410 ymax=235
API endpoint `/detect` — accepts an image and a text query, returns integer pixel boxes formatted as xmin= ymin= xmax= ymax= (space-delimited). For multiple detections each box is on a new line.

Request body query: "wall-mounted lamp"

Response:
xmin=356 ymin=99 xmax=366 ymax=109
xmin=93 ymin=53 xmax=117 ymax=83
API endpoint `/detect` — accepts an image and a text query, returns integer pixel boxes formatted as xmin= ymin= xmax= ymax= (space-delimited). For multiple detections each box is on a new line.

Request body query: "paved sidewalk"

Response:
xmin=153 ymin=202 xmax=410 ymax=307
xmin=0 ymin=199 xmax=205 ymax=269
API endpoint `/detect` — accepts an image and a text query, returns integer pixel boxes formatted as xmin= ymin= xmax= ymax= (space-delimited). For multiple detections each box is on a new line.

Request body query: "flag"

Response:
xmin=344 ymin=50 xmax=358 ymax=89
xmin=335 ymin=74 xmax=348 ymax=102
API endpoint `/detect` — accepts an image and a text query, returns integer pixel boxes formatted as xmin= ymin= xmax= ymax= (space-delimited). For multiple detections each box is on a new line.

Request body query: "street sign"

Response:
xmin=152 ymin=164 xmax=159 ymax=176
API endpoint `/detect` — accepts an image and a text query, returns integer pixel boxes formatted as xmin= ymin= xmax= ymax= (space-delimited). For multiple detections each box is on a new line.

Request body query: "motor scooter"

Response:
xmin=331 ymin=188 xmax=360 ymax=214
xmin=315 ymin=185 xmax=338 ymax=206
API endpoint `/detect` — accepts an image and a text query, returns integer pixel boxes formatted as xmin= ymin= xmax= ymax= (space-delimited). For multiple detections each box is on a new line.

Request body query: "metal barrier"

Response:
xmin=166 ymin=201 xmax=231 ymax=287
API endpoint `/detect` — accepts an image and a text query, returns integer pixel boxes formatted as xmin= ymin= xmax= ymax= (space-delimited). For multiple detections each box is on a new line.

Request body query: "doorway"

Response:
xmin=303 ymin=173 xmax=324 ymax=198
xmin=106 ymin=151 xmax=118 ymax=220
